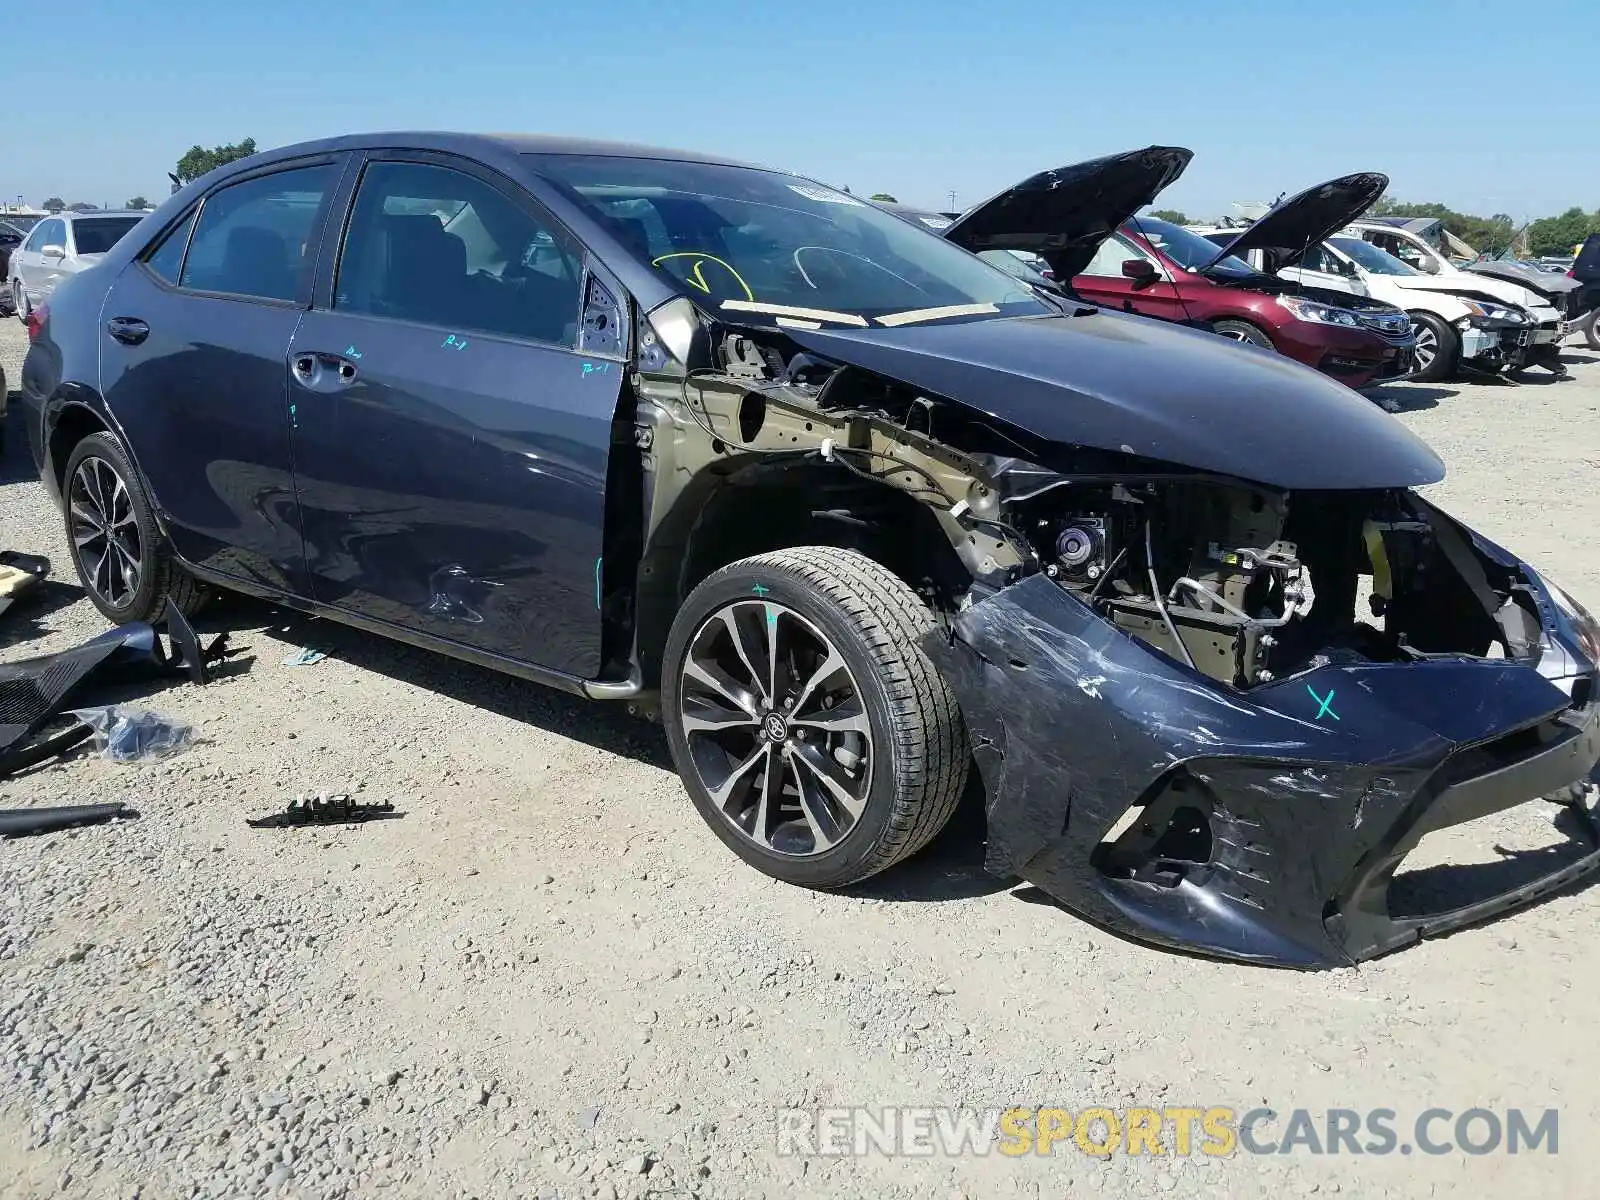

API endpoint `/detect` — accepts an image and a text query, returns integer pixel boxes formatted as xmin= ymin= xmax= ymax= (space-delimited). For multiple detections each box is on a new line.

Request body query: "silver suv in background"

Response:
xmin=9 ymin=211 xmax=146 ymax=320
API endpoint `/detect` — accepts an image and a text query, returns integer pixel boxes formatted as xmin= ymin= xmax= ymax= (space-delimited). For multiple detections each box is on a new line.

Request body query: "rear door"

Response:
xmin=1070 ymin=231 xmax=1187 ymax=322
xmin=287 ymin=151 xmax=623 ymax=679
xmin=98 ymin=156 xmax=349 ymax=594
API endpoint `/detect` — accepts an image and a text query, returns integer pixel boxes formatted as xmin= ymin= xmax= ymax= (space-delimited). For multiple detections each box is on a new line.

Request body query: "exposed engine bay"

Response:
xmin=636 ymin=317 xmax=1542 ymax=694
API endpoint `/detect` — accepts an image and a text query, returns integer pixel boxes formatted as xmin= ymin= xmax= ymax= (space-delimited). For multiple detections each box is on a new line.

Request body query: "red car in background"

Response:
xmin=944 ymin=155 xmax=1416 ymax=390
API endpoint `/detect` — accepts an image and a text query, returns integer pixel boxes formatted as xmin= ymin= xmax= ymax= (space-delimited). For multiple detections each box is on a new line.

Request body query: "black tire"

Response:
xmin=1210 ymin=319 xmax=1275 ymax=351
xmin=1406 ymin=311 xmax=1459 ymax=382
xmin=61 ymin=431 xmax=207 ymax=624
xmin=12 ymin=280 xmax=27 ymax=323
xmin=661 ymin=546 xmax=969 ymax=889
xmin=1581 ymin=308 xmax=1600 ymax=352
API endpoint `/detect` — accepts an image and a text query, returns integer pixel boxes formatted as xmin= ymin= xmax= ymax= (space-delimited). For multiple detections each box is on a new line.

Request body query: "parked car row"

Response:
xmin=886 ymin=158 xmax=1419 ymax=390
xmin=15 ymin=135 xmax=1600 ymax=966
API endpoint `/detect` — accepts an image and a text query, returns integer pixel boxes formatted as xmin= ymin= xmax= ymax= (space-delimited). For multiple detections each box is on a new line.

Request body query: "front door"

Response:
xmin=288 ymin=153 xmax=621 ymax=679
xmin=1070 ymin=231 xmax=1189 ymax=323
xmin=98 ymin=158 xmax=347 ymax=594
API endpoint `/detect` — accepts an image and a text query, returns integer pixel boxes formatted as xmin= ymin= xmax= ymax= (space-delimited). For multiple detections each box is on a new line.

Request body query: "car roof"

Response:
xmin=59 ymin=210 xmax=147 ymax=220
xmin=253 ymin=131 xmax=763 ymax=169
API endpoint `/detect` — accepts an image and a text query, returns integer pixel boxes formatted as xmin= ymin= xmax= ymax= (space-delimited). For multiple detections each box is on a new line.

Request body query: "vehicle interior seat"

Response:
xmin=219 ymin=227 xmax=296 ymax=300
xmin=376 ymin=214 xmax=472 ymax=328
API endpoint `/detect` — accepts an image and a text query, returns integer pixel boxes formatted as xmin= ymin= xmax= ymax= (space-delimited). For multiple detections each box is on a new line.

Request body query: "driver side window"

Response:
xmin=335 ymin=160 xmax=583 ymax=346
xmin=1082 ymin=234 xmax=1154 ymax=278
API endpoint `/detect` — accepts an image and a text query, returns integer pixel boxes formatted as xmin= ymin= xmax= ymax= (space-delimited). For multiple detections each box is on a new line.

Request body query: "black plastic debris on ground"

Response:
xmin=0 ymin=802 xmax=136 ymax=838
xmin=0 ymin=597 xmax=236 ymax=777
xmin=247 ymin=794 xmax=401 ymax=829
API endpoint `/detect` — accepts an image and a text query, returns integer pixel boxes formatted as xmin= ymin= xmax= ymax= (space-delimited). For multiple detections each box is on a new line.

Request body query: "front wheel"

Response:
xmin=1581 ymin=308 xmax=1600 ymax=352
xmin=1210 ymin=319 xmax=1275 ymax=351
xmin=661 ymin=547 xmax=969 ymax=890
xmin=12 ymin=280 xmax=28 ymax=323
xmin=1407 ymin=312 xmax=1459 ymax=381
xmin=61 ymin=431 xmax=207 ymax=624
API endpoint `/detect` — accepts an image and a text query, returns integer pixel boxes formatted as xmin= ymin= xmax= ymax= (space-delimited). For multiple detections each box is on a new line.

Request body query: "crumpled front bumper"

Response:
xmin=922 ymin=574 xmax=1600 ymax=968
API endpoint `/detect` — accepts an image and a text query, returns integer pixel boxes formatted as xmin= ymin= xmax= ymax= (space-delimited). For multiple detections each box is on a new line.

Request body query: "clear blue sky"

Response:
xmin=4 ymin=0 xmax=1594 ymax=221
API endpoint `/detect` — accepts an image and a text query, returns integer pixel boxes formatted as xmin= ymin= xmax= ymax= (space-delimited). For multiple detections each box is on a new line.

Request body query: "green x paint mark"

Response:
xmin=750 ymin=584 xmax=771 ymax=596
xmin=1307 ymin=685 xmax=1339 ymax=722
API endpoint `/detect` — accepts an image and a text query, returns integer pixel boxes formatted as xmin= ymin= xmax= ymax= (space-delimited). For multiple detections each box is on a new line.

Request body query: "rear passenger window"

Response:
xmin=179 ymin=165 xmax=336 ymax=301
xmin=142 ymin=209 xmax=197 ymax=284
xmin=335 ymin=161 xmax=581 ymax=346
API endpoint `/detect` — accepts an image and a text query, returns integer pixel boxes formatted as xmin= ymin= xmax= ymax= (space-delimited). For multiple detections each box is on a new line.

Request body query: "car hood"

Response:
xmin=941 ymin=146 xmax=1193 ymax=279
xmin=1424 ymin=266 xmax=1552 ymax=312
xmin=1466 ymin=260 xmax=1581 ymax=296
xmin=783 ymin=312 xmax=1444 ymax=490
xmin=1203 ymin=173 xmax=1389 ymax=274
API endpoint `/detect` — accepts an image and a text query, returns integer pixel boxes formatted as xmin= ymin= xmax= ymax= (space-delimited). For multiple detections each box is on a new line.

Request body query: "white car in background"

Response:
xmin=1345 ymin=219 xmax=1567 ymax=378
xmin=9 ymin=211 xmax=146 ymax=321
xmin=1277 ymin=237 xmax=1538 ymax=381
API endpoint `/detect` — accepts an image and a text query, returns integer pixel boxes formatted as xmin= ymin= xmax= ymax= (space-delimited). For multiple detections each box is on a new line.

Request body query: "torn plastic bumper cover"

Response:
xmin=0 ymin=601 xmax=224 ymax=770
xmin=923 ymin=574 xmax=1600 ymax=967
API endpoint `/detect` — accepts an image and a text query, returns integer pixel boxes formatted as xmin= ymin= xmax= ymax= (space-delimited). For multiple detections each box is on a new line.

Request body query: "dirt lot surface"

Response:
xmin=3 ymin=319 xmax=1599 ymax=1200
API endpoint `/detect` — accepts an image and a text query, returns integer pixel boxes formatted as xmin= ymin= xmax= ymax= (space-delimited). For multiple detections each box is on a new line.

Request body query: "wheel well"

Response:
xmin=48 ymin=404 xmax=108 ymax=487
xmin=632 ymin=458 xmax=970 ymax=688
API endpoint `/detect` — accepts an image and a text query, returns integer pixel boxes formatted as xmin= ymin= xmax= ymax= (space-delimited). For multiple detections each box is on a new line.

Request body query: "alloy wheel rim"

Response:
xmin=678 ymin=598 xmax=873 ymax=857
xmin=1411 ymin=322 xmax=1437 ymax=370
xmin=69 ymin=457 xmax=142 ymax=608
xmin=1222 ymin=329 xmax=1251 ymax=343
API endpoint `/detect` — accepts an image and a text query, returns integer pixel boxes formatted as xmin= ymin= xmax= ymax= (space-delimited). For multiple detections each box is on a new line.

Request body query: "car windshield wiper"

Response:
xmin=719 ymin=300 xmax=868 ymax=327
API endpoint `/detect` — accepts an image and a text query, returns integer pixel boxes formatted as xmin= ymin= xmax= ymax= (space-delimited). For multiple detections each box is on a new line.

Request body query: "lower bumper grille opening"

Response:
xmin=1095 ymin=776 xmax=1215 ymax=888
xmin=1387 ymin=797 xmax=1594 ymax=920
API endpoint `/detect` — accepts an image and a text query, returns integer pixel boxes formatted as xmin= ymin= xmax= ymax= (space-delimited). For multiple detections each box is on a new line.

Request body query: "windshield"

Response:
xmin=71 ymin=216 xmax=142 ymax=255
xmin=529 ymin=155 xmax=1048 ymax=327
xmin=1131 ymin=217 xmax=1255 ymax=279
xmin=1329 ymin=236 xmax=1419 ymax=276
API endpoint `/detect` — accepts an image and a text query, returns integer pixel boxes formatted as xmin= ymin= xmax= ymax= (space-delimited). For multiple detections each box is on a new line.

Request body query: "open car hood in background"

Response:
xmin=1202 ymin=172 xmax=1388 ymax=273
xmin=941 ymin=146 xmax=1193 ymax=279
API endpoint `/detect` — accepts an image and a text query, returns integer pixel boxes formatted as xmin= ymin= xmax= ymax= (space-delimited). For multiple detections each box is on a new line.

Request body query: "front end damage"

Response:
xmin=922 ymin=493 xmax=1600 ymax=967
xmin=623 ymin=296 xmax=1599 ymax=967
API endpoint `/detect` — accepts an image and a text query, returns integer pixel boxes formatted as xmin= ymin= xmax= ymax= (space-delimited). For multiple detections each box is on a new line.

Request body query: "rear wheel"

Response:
xmin=61 ymin=432 xmax=207 ymax=624
xmin=1407 ymin=311 xmax=1459 ymax=381
xmin=661 ymin=547 xmax=968 ymax=889
xmin=1211 ymin=319 xmax=1275 ymax=351
xmin=1581 ymin=308 xmax=1600 ymax=352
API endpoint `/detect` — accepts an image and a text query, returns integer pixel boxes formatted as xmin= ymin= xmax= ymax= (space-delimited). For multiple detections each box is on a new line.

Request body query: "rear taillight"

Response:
xmin=1569 ymin=268 xmax=1577 ymax=278
xmin=24 ymin=301 xmax=46 ymax=342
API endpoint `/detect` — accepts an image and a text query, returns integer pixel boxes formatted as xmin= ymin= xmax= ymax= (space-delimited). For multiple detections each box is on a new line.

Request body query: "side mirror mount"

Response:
xmin=41 ymin=244 xmax=66 ymax=260
xmin=1121 ymin=258 xmax=1159 ymax=287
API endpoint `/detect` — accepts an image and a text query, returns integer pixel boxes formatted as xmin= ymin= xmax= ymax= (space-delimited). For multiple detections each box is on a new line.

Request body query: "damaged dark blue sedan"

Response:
xmin=18 ymin=134 xmax=1600 ymax=967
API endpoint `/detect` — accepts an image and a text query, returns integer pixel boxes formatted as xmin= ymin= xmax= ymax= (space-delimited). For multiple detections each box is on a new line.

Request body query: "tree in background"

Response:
xmin=1149 ymin=209 xmax=1190 ymax=224
xmin=42 ymin=197 xmax=65 ymax=213
xmin=174 ymin=137 xmax=257 ymax=185
xmin=67 ymin=202 xmax=97 ymax=213
xmin=1526 ymin=207 xmax=1598 ymax=257
xmin=126 ymin=196 xmax=151 ymax=211
xmin=869 ymin=193 xmax=898 ymax=203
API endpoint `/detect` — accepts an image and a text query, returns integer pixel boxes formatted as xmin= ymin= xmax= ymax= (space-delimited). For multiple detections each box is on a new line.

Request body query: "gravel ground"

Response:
xmin=3 ymin=318 xmax=1600 ymax=1200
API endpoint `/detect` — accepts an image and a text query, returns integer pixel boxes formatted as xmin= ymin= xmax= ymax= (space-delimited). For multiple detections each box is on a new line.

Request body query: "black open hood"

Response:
xmin=783 ymin=312 xmax=1443 ymax=490
xmin=1200 ymin=172 xmax=1388 ymax=273
xmin=942 ymin=146 xmax=1193 ymax=279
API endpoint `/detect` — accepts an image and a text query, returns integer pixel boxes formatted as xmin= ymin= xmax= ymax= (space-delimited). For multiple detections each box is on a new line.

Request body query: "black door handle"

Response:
xmin=106 ymin=316 xmax=149 ymax=346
